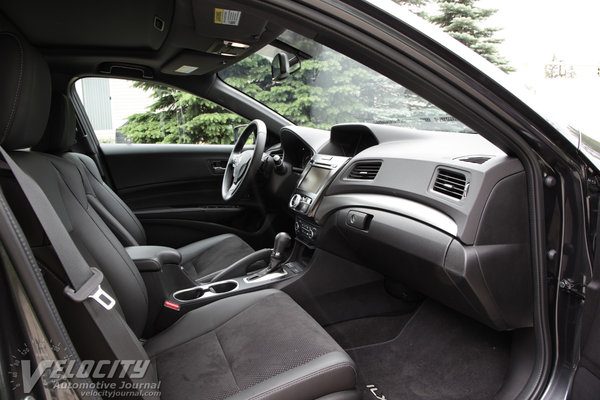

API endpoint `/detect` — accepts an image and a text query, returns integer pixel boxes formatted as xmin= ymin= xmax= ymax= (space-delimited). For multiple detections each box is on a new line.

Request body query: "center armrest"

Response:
xmin=125 ymin=245 xmax=182 ymax=272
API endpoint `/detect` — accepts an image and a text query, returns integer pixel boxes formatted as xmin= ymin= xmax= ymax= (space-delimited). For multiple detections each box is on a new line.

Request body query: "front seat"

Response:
xmin=33 ymin=93 xmax=255 ymax=282
xmin=0 ymin=28 xmax=358 ymax=400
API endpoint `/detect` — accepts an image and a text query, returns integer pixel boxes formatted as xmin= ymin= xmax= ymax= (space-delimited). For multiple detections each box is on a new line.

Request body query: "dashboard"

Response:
xmin=277 ymin=123 xmax=533 ymax=332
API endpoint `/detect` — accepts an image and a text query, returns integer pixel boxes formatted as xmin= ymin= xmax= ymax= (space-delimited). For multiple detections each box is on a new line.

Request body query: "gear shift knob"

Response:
xmin=246 ymin=232 xmax=293 ymax=281
xmin=272 ymin=232 xmax=292 ymax=260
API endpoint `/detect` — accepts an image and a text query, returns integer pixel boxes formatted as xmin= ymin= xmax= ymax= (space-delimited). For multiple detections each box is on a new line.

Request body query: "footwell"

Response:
xmin=328 ymin=300 xmax=511 ymax=400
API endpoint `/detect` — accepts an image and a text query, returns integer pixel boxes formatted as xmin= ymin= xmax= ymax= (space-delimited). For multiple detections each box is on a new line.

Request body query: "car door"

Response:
xmin=570 ymin=247 xmax=600 ymax=399
xmin=567 ymin=183 xmax=600 ymax=399
xmin=73 ymin=77 xmax=273 ymax=249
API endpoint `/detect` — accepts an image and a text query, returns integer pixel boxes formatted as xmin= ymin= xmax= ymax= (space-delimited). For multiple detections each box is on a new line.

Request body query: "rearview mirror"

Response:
xmin=271 ymin=53 xmax=289 ymax=81
xmin=271 ymin=53 xmax=301 ymax=82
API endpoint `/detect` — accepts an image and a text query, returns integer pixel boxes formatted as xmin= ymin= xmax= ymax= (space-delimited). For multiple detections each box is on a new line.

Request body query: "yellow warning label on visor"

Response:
xmin=214 ymin=8 xmax=241 ymax=26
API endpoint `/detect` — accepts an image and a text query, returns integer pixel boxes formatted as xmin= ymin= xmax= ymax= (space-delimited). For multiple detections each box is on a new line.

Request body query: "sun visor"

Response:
xmin=192 ymin=1 xmax=268 ymax=45
xmin=162 ymin=1 xmax=283 ymax=76
xmin=161 ymin=51 xmax=231 ymax=76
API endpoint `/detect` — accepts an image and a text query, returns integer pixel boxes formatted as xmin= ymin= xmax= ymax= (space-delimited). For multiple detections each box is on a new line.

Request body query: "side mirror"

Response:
xmin=233 ymin=124 xmax=248 ymax=142
xmin=271 ymin=53 xmax=290 ymax=81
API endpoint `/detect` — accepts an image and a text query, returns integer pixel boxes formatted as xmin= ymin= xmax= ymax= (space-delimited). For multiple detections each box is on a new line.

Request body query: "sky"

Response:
xmin=475 ymin=0 xmax=600 ymax=138
xmin=480 ymin=0 xmax=600 ymax=74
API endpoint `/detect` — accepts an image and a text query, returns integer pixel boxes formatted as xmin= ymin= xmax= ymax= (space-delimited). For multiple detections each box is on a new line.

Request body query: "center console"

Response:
xmin=131 ymin=234 xmax=310 ymax=333
xmin=289 ymin=154 xmax=349 ymax=216
xmin=289 ymin=154 xmax=349 ymax=247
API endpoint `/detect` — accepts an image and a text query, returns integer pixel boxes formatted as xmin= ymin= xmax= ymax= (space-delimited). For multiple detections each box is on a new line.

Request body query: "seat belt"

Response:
xmin=0 ymin=147 xmax=157 ymax=398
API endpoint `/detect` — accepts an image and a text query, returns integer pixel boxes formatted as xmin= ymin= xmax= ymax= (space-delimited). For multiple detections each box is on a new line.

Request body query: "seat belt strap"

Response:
xmin=0 ymin=146 xmax=110 ymax=305
xmin=0 ymin=147 xmax=156 ymax=399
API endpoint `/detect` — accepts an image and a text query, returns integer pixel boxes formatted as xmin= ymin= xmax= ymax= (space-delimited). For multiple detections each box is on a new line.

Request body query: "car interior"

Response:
xmin=0 ymin=1 xmax=542 ymax=399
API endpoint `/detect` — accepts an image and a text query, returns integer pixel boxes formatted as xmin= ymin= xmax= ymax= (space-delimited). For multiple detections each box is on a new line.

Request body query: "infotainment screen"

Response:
xmin=298 ymin=166 xmax=330 ymax=194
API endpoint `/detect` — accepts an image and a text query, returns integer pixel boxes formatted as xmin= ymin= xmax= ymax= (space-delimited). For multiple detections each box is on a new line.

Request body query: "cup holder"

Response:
xmin=173 ymin=287 xmax=205 ymax=302
xmin=173 ymin=280 xmax=239 ymax=303
xmin=210 ymin=281 xmax=238 ymax=293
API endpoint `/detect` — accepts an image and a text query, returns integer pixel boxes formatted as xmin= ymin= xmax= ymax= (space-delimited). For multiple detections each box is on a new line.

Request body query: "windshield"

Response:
xmin=219 ymin=30 xmax=472 ymax=133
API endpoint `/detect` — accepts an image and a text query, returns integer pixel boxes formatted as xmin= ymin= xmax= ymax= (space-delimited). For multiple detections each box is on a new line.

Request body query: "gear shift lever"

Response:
xmin=271 ymin=232 xmax=292 ymax=263
xmin=248 ymin=232 xmax=292 ymax=280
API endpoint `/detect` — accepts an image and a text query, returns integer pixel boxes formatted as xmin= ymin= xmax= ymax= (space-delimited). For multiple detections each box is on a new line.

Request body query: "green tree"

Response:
xmin=221 ymin=47 xmax=377 ymax=129
xmin=392 ymin=0 xmax=428 ymax=17
xmin=221 ymin=43 xmax=451 ymax=130
xmin=120 ymin=83 xmax=247 ymax=144
xmin=429 ymin=0 xmax=514 ymax=72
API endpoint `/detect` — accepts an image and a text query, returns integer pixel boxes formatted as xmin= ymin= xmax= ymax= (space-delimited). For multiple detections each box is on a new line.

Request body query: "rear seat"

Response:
xmin=0 ymin=29 xmax=358 ymax=400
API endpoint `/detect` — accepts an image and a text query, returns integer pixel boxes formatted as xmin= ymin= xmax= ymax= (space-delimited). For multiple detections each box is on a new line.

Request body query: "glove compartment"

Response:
xmin=333 ymin=207 xmax=532 ymax=330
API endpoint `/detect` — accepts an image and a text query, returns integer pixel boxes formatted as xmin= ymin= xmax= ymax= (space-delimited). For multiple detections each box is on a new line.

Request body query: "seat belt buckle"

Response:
xmin=89 ymin=285 xmax=117 ymax=310
xmin=64 ymin=267 xmax=116 ymax=310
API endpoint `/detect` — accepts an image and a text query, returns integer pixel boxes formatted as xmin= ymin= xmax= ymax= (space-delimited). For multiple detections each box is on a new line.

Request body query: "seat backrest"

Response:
xmin=34 ymin=92 xmax=148 ymax=247
xmin=0 ymin=30 xmax=149 ymax=338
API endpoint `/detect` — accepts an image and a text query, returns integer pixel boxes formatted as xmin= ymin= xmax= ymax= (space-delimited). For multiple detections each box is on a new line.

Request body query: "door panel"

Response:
xmin=101 ymin=143 xmax=270 ymax=248
xmin=102 ymin=143 xmax=230 ymax=202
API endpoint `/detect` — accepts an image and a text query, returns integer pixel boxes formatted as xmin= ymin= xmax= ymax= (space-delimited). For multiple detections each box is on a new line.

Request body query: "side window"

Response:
xmin=74 ymin=77 xmax=248 ymax=144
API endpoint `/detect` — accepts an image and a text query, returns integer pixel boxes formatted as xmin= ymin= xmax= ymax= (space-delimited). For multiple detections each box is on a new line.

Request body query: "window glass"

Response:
xmin=218 ymin=30 xmax=473 ymax=133
xmin=74 ymin=78 xmax=248 ymax=144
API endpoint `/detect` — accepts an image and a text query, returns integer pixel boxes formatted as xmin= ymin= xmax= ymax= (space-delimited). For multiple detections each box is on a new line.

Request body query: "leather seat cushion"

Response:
xmin=145 ymin=289 xmax=356 ymax=400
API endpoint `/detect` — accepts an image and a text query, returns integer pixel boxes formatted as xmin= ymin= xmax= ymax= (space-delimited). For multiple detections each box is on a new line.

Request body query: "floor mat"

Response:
xmin=325 ymin=314 xmax=413 ymax=349
xmin=347 ymin=300 xmax=511 ymax=400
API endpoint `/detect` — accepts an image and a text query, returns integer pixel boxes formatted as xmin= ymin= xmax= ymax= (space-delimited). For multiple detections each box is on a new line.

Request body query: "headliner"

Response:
xmin=0 ymin=0 xmax=284 ymax=79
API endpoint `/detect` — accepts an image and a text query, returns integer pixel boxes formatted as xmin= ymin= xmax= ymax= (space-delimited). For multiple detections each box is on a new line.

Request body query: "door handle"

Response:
xmin=210 ymin=160 xmax=228 ymax=174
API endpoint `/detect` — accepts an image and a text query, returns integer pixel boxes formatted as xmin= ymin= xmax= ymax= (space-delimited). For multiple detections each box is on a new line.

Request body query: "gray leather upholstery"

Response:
xmin=0 ymin=32 xmax=51 ymax=150
xmin=8 ymin=149 xmax=151 ymax=336
xmin=0 ymin=28 xmax=358 ymax=400
xmin=125 ymin=245 xmax=182 ymax=272
xmin=35 ymin=92 xmax=255 ymax=280
xmin=33 ymin=91 xmax=77 ymax=153
xmin=64 ymin=151 xmax=148 ymax=246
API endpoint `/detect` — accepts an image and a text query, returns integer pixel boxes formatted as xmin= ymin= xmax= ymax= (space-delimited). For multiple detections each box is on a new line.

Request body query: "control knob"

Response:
xmin=289 ymin=193 xmax=302 ymax=209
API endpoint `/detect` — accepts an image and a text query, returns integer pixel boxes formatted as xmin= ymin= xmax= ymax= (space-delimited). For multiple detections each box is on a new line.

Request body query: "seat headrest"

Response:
xmin=0 ymin=31 xmax=51 ymax=150
xmin=33 ymin=92 xmax=77 ymax=153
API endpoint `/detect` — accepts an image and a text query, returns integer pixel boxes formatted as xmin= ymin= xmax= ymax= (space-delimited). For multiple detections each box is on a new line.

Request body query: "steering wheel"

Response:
xmin=221 ymin=119 xmax=267 ymax=201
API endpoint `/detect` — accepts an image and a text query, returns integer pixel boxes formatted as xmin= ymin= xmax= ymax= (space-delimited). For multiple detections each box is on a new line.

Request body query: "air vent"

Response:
xmin=458 ymin=156 xmax=492 ymax=164
xmin=432 ymin=169 xmax=468 ymax=200
xmin=348 ymin=162 xmax=382 ymax=180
